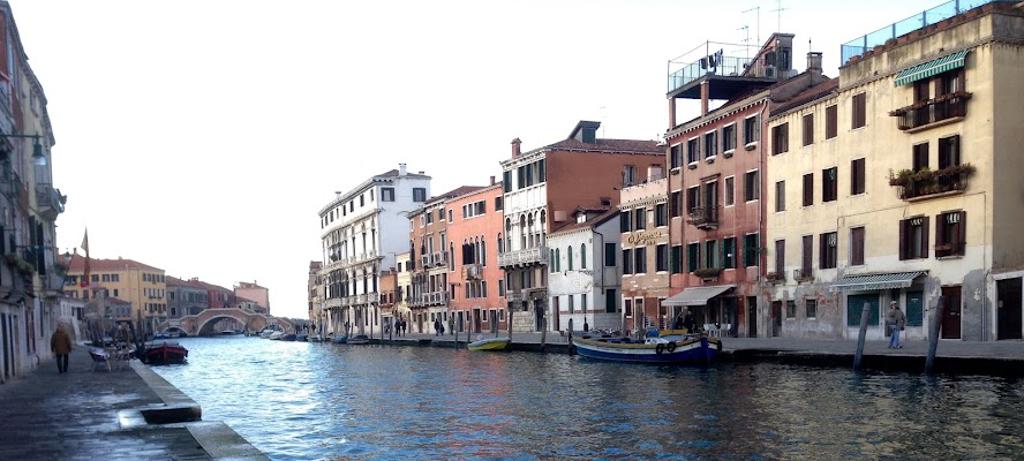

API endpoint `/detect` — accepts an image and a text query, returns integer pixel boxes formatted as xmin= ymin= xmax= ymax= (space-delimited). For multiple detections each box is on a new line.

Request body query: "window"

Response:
xmin=851 ymin=159 xmax=865 ymax=195
xmin=623 ymin=165 xmax=637 ymax=187
xmin=936 ymin=211 xmax=966 ymax=257
xmin=744 ymin=116 xmax=759 ymax=145
xmin=802 ymin=173 xmax=814 ymax=207
xmin=801 ymin=235 xmax=813 ymax=275
xmin=687 ymin=138 xmax=700 ymax=164
xmin=634 ymin=248 xmax=647 ymax=274
xmin=606 ymin=289 xmax=617 ymax=313
xmin=744 ymin=234 xmax=759 ymax=267
xmin=744 ymin=170 xmax=759 ymax=201
xmin=802 ymin=113 xmax=814 ymax=146
xmin=495 ymin=197 xmax=503 ymax=211
xmin=655 ymin=203 xmax=667 ymax=227
xmin=620 ymin=211 xmax=631 ymax=233
xmin=805 ymin=299 xmax=817 ymax=318
xmin=938 ymin=135 xmax=961 ymax=169
xmin=671 ymin=245 xmax=683 ymax=274
xmin=686 ymin=186 xmax=700 ymax=214
xmin=913 ymin=143 xmax=929 ymax=171
xmin=604 ymin=243 xmax=616 ymax=267
xmin=503 ymin=171 xmax=512 ymax=192
xmin=670 ymin=144 xmax=682 ymax=169
xmin=622 ymin=249 xmax=633 ymax=274
xmin=634 ymin=208 xmax=646 ymax=230
xmin=900 ymin=217 xmax=929 ymax=260
xmin=822 ymin=167 xmax=838 ymax=202
xmin=825 ymin=105 xmax=838 ymax=139
xmin=568 ymin=295 xmax=574 ymax=314
xmin=725 ymin=177 xmax=735 ymax=206
xmin=704 ymin=131 xmax=718 ymax=158
xmin=656 ymin=244 xmax=668 ymax=272
xmin=772 ymin=123 xmax=789 ymax=155
xmin=850 ymin=226 xmax=865 ymax=266
xmin=670 ymin=191 xmax=681 ymax=218
xmin=413 ymin=188 xmax=427 ymax=202
xmin=624 ymin=299 xmax=633 ymax=318
xmin=820 ymin=232 xmax=838 ymax=269
xmin=705 ymin=240 xmax=717 ymax=268
xmin=722 ymin=124 xmax=737 ymax=152
xmin=774 ymin=239 xmax=785 ymax=276
xmin=687 ymin=243 xmax=699 ymax=272
xmin=914 ymin=79 xmax=931 ymax=102
xmin=775 ymin=181 xmax=786 ymax=212
xmin=786 ymin=300 xmax=796 ymax=319
xmin=938 ymin=68 xmax=965 ymax=96
xmin=852 ymin=93 xmax=866 ymax=129
xmin=580 ymin=244 xmax=587 ymax=269
xmin=359 ymin=194 xmax=365 ymax=207
xmin=581 ymin=294 xmax=588 ymax=311
xmin=723 ymin=237 xmax=736 ymax=269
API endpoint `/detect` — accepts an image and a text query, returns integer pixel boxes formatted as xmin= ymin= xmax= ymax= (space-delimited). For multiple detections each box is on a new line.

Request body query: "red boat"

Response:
xmin=141 ymin=341 xmax=188 ymax=365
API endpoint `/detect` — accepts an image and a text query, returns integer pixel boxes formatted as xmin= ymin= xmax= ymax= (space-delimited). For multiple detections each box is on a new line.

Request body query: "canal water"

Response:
xmin=154 ymin=337 xmax=1024 ymax=460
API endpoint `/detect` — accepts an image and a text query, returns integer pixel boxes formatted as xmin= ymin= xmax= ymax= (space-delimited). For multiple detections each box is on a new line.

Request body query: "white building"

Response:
xmin=547 ymin=209 xmax=622 ymax=332
xmin=318 ymin=164 xmax=430 ymax=337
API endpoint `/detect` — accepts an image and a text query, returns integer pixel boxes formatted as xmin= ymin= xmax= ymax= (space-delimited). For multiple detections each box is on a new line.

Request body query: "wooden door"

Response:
xmin=941 ymin=286 xmax=962 ymax=339
xmin=747 ymin=297 xmax=758 ymax=338
xmin=771 ymin=301 xmax=782 ymax=337
xmin=997 ymin=278 xmax=1023 ymax=340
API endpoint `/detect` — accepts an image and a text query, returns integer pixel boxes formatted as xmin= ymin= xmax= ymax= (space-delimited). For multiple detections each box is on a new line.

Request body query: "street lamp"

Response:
xmin=0 ymin=133 xmax=46 ymax=166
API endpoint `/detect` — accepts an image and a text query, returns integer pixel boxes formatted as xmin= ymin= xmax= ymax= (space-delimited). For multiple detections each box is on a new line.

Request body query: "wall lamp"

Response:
xmin=0 ymin=133 xmax=46 ymax=166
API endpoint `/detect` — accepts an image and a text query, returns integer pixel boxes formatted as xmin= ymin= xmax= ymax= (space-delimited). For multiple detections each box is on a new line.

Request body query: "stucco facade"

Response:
xmin=619 ymin=177 xmax=671 ymax=333
xmin=548 ymin=210 xmax=621 ymax=333
xmin=447 ymin=182 xmax=507 ymax=335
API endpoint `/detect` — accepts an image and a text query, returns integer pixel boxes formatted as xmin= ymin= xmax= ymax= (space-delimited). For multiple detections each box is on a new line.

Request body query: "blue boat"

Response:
xmin=332 ymin=335 xmax=348 ymax=344
xmin=572 ymin=332 xmax=721 ymax=364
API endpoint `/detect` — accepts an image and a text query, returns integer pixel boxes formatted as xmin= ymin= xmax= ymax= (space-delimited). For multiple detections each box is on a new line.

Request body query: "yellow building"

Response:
xmin=65 ymin=254 xmax=168 ymax=332
xmin=763 ymin=1 xmax=1024 ymax=341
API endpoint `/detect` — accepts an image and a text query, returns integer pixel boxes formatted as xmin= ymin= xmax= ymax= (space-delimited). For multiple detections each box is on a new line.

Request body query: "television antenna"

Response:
xmin=739 ymin=25 xmax=751 ymax=59
xmin=769 ymin=0 xmax=786 ymax=33
xmin=742 ymin=6 xmax=760 ymax=47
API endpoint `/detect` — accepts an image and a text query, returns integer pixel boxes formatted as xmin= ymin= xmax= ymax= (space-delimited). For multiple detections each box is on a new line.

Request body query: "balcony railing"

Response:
xmin=890 ymin=165 xmax=973 ymax=201
xmin=498 ymin=246 xmax=548 ymax=267
xmin=35 ymin=183 xmax=64 ymax=221
xmin=935 ymin=241 xmax=966 ymax=258
xmin=668 ymin=55 xmax=754 ymax=94
xmin=462 ymin=263 xmax=482 ymax=280
xmin=891 ymin=93 xmax=970 ymax=131
xmin=687 ymin=206 xmax=720 ymax=230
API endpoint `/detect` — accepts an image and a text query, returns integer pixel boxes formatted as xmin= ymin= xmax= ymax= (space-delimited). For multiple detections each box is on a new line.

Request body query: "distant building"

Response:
xmin=197 ymin=280 xmax=235 ymax=309
xmin=307 ymin=261 xmax=324 ymax=336
xmin=446 ymin=180 xmax=507 ymax=335
xmin=619 ymin=175 xmax=670 ymax=333
xmin=166 ymin=276 xmax=209 ymax=318
xmin=379 ymin=269 xmax=398 ymax=329
xmin=65 ymin=255 xmax=167 ymax=333
xmin=394 ymin=252 xmax=412 ymax=329
xmin=234 ymin=281 xmax=270 ymax=314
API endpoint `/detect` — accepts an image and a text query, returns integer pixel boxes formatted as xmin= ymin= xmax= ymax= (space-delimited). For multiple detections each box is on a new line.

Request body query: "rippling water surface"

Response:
xmin=153 ymin=337 xmax=1024 ymax=460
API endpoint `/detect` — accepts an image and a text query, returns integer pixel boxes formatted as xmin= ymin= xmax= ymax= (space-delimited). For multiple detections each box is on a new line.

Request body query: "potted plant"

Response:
xmin=693 ymin=267 xmax=723 ymax=279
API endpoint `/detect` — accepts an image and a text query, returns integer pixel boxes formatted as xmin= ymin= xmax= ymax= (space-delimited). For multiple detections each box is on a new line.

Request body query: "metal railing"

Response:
xmin=841 ymin=0 xmax=1014 ymax=64
xmin=497 ymin=246 xmax=548 ymax=267
xmin=668 ymin=55 xmax=754 ymax=94
xmin=687 ymin=206 xmax=720 ymax=229
xmin=892 ymin=93 xmax=970 ymax=130
xmin=897 ymin=170 xmax=970 ymax=200
xmin=462 ymin=263 xmax=482 ymax=280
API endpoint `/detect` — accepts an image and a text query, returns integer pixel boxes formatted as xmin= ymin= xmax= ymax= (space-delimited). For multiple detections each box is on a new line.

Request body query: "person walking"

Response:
xmin=51 ymin=324 xmax=73 ymax=374
xmin=886 ymin=301 xmax=907 ymax=349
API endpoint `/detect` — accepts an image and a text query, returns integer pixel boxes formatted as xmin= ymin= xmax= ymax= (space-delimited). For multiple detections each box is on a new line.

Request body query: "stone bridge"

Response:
xmin=158 ymin=308 xmax=295 ymax=336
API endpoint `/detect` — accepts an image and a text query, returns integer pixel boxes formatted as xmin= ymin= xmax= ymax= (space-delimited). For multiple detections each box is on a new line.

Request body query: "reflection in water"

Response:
xmin=154 ymin=337 xmax=1024 ymax=460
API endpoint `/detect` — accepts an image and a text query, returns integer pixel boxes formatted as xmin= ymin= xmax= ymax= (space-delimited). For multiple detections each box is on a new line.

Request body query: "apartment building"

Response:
xmin=307 ymin=261 xmax=324 ymax=336
xmin=447 ymin=181 xmax=507 ymax=335
xmin=500 ymin=121 xmax=662 ymax=333
xmin=234 ymin=281 xmax=270 ymax=314
xmin=548 ymin=208 xmax=622 ymax=333
xmin=394 ymin=252 xmax=412 ymax=331
xmin=166 ymin=276 xmax=209 ymax=318
xmin=379 ymin=269 xmax=398 ymax=330
xmin=618 ymin=176 xmax=670 ymax=333
xmin=662 ymin=34 xmax=829 ymax=338
xmin=408 ymin=186 xmax=483 ymax=333
xmin=764 ymin=0 xmax=1024 ymax=341
xmin=65 ymin=255 xmax=167 ymax=333
xmin=319 ymin=164 xmax=430 ymax=337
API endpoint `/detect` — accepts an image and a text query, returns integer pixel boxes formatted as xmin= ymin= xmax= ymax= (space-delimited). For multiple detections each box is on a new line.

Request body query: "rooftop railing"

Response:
xmin=841 ymin=0 xmax=1015 ymax=64
xmin=668 ymin=55 xmax=753 ymax=94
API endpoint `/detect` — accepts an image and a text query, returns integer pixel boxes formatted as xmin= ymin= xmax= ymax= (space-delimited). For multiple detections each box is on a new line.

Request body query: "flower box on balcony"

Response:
xmin=693 ymin=267 xmax=723 ymax=280
xmin=889 ymin=163 xmax=975 ymax=201
xmin=765 ymin=272 xmax=784 ymax=284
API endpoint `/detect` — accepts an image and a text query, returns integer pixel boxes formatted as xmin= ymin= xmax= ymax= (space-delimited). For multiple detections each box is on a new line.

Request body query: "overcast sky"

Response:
xmin=11 ymin=0 xmax=940 ymax=318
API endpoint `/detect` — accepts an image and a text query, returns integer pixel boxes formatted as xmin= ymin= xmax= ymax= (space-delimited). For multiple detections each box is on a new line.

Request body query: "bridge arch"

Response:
xmin=158 ymin=308 xmax=295 ymax=336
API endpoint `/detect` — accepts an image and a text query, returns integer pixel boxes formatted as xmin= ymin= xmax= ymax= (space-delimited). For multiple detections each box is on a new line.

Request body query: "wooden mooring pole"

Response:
xmin=925 ymin=297 xmax=944 ymax=374
xmin=853 ymin=302 xmax=871 ymax=371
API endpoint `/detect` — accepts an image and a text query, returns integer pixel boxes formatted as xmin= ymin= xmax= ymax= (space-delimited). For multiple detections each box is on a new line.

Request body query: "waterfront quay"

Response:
xmin=0 ymin=347 xmax=266 ymax=460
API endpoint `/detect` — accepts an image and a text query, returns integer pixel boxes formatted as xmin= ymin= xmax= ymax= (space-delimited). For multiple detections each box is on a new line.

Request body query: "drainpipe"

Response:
xmin=756 ymin=101 xmax=769 ymax=338
xmin=593 ymin=228 xmax=606 ymax=332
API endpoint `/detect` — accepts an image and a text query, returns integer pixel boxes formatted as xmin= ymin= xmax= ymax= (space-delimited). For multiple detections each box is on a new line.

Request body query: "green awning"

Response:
xmin=830 ymin=271 xmax=925 ymax=293
xmin=894 ymin=50 xmax=969 ymax=86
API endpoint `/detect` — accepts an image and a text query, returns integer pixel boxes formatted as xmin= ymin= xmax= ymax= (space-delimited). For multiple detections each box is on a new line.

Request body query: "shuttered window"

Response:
xmin=775 ymin=181 xmax=786 ymax=212
xmin=772 ymin=123 xmax=789 ymax=155
xmin=802 ymin=113 xmax=814 ymax=146
xmin=936 ymin=211 xmax=966 ymax=258
xmin=851 ymin=158 xmax=866 ymax=195
xmin=850 ymin=227 xmax=865 ymax=266
xmin=825 ymin=105 xmax=838 ymax=139
xmin=852 ymin=93 xmax=867 ymax=129
xmin=801 ymin=235 xmax=813 ymax=276
xmin=774 ymin=239 xmax=785 ymax=276
xmin=899 ymin=217 xmax=930 ymax=260
xmin=819 ymin=232 xmax=838 ymax=269
xmin=822 ymin=167 xmax=838 ymax=202
xmin=913 ymin=143 xmax=929 ymax=171
xmin=802 ymin=173 xmax=814 ymax=207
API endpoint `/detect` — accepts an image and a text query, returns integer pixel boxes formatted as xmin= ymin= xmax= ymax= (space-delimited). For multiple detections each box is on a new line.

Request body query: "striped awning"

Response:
xmin=830 ymin=271 xmax=925 ymax=293
xmin=662 ymin=285 xmax=735 ymax=307
xmin=894 ymin=50 xmax=969 ymax=86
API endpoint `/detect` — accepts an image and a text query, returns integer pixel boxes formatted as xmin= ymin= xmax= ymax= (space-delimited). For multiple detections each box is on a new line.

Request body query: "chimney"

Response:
xmin=335 ymin=191 xmax=342 ymax=199
xmin=398 ymin=163 xmax=407 ymax=176
xmin=511 ymin=138 xmax=521 ymax=157
xmin=700 ymin=81 xmax=710 ymax=116
xmin=490 ymin=175 xmax=496 ymax=185
xmin=807 ymin=52 xmax=823 ymax=74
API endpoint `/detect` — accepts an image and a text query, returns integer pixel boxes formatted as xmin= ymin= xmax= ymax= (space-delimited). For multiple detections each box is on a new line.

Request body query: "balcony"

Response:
xmin=889 ymin=164 xmax=974 ymax=201
xmin=498 ymin=246 xmax=548 ymax=268
xmin=35 ymin=183 xmax=65 ymax=221
xmin=462 ymin=263 xmax=482 ymax=280
xmin=890 ymin=92 xmax=970 ymax=132
xmin=687 ymin=206 xmax=720 ymax=230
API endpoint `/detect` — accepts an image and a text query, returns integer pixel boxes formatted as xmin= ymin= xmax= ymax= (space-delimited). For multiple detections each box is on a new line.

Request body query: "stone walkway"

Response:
xmin=0 ymin=347 xmax=210 ymax=461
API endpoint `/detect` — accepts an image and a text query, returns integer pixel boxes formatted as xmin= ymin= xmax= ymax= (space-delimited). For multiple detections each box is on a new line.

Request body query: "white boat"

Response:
xmin=260 ymin=330 xmax=274 ymax=339
xmin=269 ymin=331 xmax=284 ymax=340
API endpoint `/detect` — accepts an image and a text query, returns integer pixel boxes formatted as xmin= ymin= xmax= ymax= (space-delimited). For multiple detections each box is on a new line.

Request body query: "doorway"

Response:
xmin=997 ymin=278 xmax=1022 ymax=340
xmin=473 ymin=309 xmax=482 ymax=333
xmin=747 ymin=297 xmax=758 ymax=338
xmin=771 ymin=301 xmax=782 ymax=337
xmin=941 ymin=286 xmax=962 ymax=339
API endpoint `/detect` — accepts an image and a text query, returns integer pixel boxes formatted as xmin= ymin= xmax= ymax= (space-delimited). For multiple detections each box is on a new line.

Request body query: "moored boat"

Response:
xmin=260 ymin=330 xmax=275 ymax=339
xmin=572 ymin=333 xmax=720 ymax=364
xmin=270 ymin=331 xmax=284 ymax=340
xmin=140 ymin=341 xmax=188 ymax=365
xmin=331 ymin=334 xmax=348 ymax=344
xmin=347 ymin=334 xmax=370 ymax=345
xmin=468 ymin=337 xmax=511 ymax=351
xmin=308 ymin=335 xmax=323 ymax=343
xmin=296 ymin=334 xmax=308 ymax=342
xmin=282 ymin=333 xmax=297 ymax=341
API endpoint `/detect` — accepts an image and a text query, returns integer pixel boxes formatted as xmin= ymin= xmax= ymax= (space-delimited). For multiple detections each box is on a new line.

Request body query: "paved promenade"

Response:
xmin=0 ymin=347 xmax=209 ymax=460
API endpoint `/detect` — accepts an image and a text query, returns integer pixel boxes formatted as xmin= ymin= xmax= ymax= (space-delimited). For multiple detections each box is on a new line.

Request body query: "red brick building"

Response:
xmin=446 ymin=180 xmax=507 ymax=334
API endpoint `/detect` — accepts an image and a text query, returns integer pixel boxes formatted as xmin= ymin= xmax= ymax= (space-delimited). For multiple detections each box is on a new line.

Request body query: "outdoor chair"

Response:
xmin=89 ymin=348 xmax=111 ymax=372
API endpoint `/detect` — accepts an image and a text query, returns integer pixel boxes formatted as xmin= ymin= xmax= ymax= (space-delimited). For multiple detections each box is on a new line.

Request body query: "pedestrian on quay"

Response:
xmin=400 ymin=319 xmax=406 ymax=336
xmin=434 ymin=319 xmax=441 ymax=336
xmin=683 ymin=310 xmax=695 ymax=334
xmin=51 ymin=323 xmax=73 ymax=374
xmin=886 ymin=301 xmax=907 ymax=349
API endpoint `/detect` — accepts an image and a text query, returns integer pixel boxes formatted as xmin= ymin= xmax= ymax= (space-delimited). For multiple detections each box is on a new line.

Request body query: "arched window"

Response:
xmin=550 ymin=249 xmax=556 ymax=273
xmin=580 ymin=243 xmax=587 ymax=269
xmin=568 ymin=246 xmax=574 ymax=271
xmin=481 ymin=240 xmax=487 ymax=266
xmin=498 ymin=233 xmax=503 ymax=254
xmin=555 ymin=248 xmax=561 ymax=272
xmin=520 ymin=215 xmax=527 ymax=248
